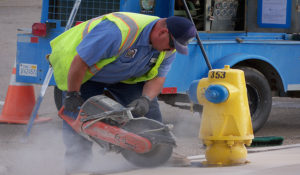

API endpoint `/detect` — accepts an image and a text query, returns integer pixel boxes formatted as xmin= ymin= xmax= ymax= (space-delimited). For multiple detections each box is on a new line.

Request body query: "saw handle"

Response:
xmin=57 ymin=106 xmax=80 ymax=131
xmin=57 ymin=106 xmax=77 ymax=122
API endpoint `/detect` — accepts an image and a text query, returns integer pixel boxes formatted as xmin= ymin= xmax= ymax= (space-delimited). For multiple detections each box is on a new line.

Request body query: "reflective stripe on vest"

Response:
xmin=82 ymin=15 xmax=103 ymax=39
xmin=84 ymin=13 xmax=140 ymax=75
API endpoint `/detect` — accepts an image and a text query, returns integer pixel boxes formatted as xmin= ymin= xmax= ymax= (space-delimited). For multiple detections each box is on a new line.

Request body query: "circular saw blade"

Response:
xmin=120 ymin=118 xmax=175 ymax=167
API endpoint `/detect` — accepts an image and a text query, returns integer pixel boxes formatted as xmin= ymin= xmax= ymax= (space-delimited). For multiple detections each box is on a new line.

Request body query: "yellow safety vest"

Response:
xmin=49 ymin=12 xmax=173 ymax=91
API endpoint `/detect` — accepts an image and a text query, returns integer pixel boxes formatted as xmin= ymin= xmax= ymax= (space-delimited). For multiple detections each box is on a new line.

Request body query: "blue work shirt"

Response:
xmin=76 ymin=19 xmax=176 ymax=84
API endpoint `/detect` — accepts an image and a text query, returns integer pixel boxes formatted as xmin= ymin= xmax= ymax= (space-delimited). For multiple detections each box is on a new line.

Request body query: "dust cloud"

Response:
xmin=160 ymin=101 xmax=204 ymax=156
xmin=0 ymin=116 xmax=135 ymax=175
xmin=0 ymin=100 xmax=203 ymax=175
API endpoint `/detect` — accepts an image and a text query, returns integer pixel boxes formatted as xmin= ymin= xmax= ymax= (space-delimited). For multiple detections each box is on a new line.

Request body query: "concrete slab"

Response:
xmin=103 ymin=145 xmax=300 ymax=175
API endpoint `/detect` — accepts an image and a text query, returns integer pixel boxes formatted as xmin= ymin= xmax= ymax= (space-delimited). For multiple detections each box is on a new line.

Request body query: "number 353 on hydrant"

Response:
xmin=188 ymin=65 xmax=254 ymax=166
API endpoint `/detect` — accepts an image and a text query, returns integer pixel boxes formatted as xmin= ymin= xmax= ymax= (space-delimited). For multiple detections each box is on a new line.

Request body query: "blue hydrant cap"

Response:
xmin=205 ymin=84 xmax=229 ymax=103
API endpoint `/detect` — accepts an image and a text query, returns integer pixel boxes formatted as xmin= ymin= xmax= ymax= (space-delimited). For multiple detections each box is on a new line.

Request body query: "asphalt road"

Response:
xmin=0 ymin=0 xmax=299 ymax=174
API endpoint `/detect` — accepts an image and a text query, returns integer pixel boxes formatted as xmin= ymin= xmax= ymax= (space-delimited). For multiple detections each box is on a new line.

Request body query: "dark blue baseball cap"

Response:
xmin=166 ymin=16 xmax=197 ymax=55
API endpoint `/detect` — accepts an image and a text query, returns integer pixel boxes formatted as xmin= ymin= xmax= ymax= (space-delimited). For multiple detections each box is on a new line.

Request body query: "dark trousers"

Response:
xmin=62 ymin=81 xmax=162 ymax=173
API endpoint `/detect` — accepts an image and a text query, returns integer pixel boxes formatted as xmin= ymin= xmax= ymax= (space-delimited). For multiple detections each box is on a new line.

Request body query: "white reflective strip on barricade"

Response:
xmin=9 ymin=74 xmax=33 ymax=86
xmin=287 ymin=84 xmax=300 ymax=91
xmin=17 ymin=35 xmax=31 ymax=43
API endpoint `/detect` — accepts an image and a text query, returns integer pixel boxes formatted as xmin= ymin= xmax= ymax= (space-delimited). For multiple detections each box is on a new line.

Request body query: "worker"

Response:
xmin=49 ymin=12 xmax=196 ymax=174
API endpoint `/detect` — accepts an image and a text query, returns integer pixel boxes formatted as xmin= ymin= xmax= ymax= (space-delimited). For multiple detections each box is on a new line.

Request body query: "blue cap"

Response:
xmin=205 ymin=85 xmax=229 ymax=104
xmin=166 ymin=16 xmax=197 ymax=55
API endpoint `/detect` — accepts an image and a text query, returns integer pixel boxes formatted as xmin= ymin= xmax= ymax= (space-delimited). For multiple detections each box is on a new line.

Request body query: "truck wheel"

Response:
xmin=54 ymin=86 xmax=63 ymax=110
xmin=238 ymin=67 xmax=272 ymax=132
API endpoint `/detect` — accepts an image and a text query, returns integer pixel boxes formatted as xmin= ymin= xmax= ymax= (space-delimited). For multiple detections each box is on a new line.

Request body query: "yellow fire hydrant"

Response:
xmin=188 ymin=65 xmax=254 ymax=166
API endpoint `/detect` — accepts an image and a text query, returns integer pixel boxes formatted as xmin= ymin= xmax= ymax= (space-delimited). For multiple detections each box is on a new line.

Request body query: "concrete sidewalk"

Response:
xmin=107 ymin=144 xmax=300 ymax=175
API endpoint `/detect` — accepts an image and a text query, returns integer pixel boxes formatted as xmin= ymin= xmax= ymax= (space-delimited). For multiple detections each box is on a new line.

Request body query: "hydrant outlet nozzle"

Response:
xmin=205 ymin=85 xmax=229 ymax=104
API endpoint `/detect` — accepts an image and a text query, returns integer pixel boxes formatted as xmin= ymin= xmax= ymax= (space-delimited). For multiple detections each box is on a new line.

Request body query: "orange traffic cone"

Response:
xmin=0 ymin=63 xmax=51 ymax=124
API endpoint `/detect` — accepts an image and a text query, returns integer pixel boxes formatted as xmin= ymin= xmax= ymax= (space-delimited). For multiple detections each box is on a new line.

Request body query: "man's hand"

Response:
xmin=128 ymin=96 xmax=151 ymax=117
xmin=64 ymin=91 xmax=84 ymax=112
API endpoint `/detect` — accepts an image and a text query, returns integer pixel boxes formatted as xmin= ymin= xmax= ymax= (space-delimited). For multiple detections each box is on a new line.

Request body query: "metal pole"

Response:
xmin=26 ymin=0 xmax=82 ymax=137
xmin=181 ymin=0 xmax=212 ymax=70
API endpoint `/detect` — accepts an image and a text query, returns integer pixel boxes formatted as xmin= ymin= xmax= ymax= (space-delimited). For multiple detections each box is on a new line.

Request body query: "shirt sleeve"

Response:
xmin=76 ymin=20 xmax=122 ymax=67
xmin=157 ymin=52 xmax=176 ymax=77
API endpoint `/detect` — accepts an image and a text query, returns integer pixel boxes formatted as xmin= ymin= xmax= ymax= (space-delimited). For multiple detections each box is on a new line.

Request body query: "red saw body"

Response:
xmin=58 ymin=95 xmax=176 ymax=167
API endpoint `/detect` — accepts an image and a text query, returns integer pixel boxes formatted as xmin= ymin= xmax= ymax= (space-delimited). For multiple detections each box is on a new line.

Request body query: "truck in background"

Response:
xmin=15 ymin=0 xmax=300 ymax=132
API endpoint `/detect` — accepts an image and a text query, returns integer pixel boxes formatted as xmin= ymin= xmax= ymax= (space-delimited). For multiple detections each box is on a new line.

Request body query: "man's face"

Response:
xmin=151 ymin=28 xmax=175 ymax=52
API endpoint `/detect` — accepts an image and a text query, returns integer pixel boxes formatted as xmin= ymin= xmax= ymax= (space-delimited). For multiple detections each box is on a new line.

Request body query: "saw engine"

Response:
xmin=58 ymin=95 xmax=176 ymax=167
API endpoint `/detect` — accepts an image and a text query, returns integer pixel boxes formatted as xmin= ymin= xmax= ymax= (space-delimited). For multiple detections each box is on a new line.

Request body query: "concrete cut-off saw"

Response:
xmin=58 ymin=95 xmax=176 ymax=167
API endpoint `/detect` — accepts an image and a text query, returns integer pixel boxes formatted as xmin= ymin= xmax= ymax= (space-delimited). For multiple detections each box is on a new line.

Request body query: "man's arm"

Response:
xmin=67 ymin=54 xmax=88 ymax=92
xmin=142 ymin=76 xmax=166 ymax=100
xmin=63 ymin=54 xmax=88 ymax=112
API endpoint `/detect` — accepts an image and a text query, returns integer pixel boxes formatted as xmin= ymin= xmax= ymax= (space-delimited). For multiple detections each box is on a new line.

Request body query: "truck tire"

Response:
xmin=237 ymin=67 xmax=272 ymax=132
xmin=54 ymin=86 xmax=63 ymax=110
